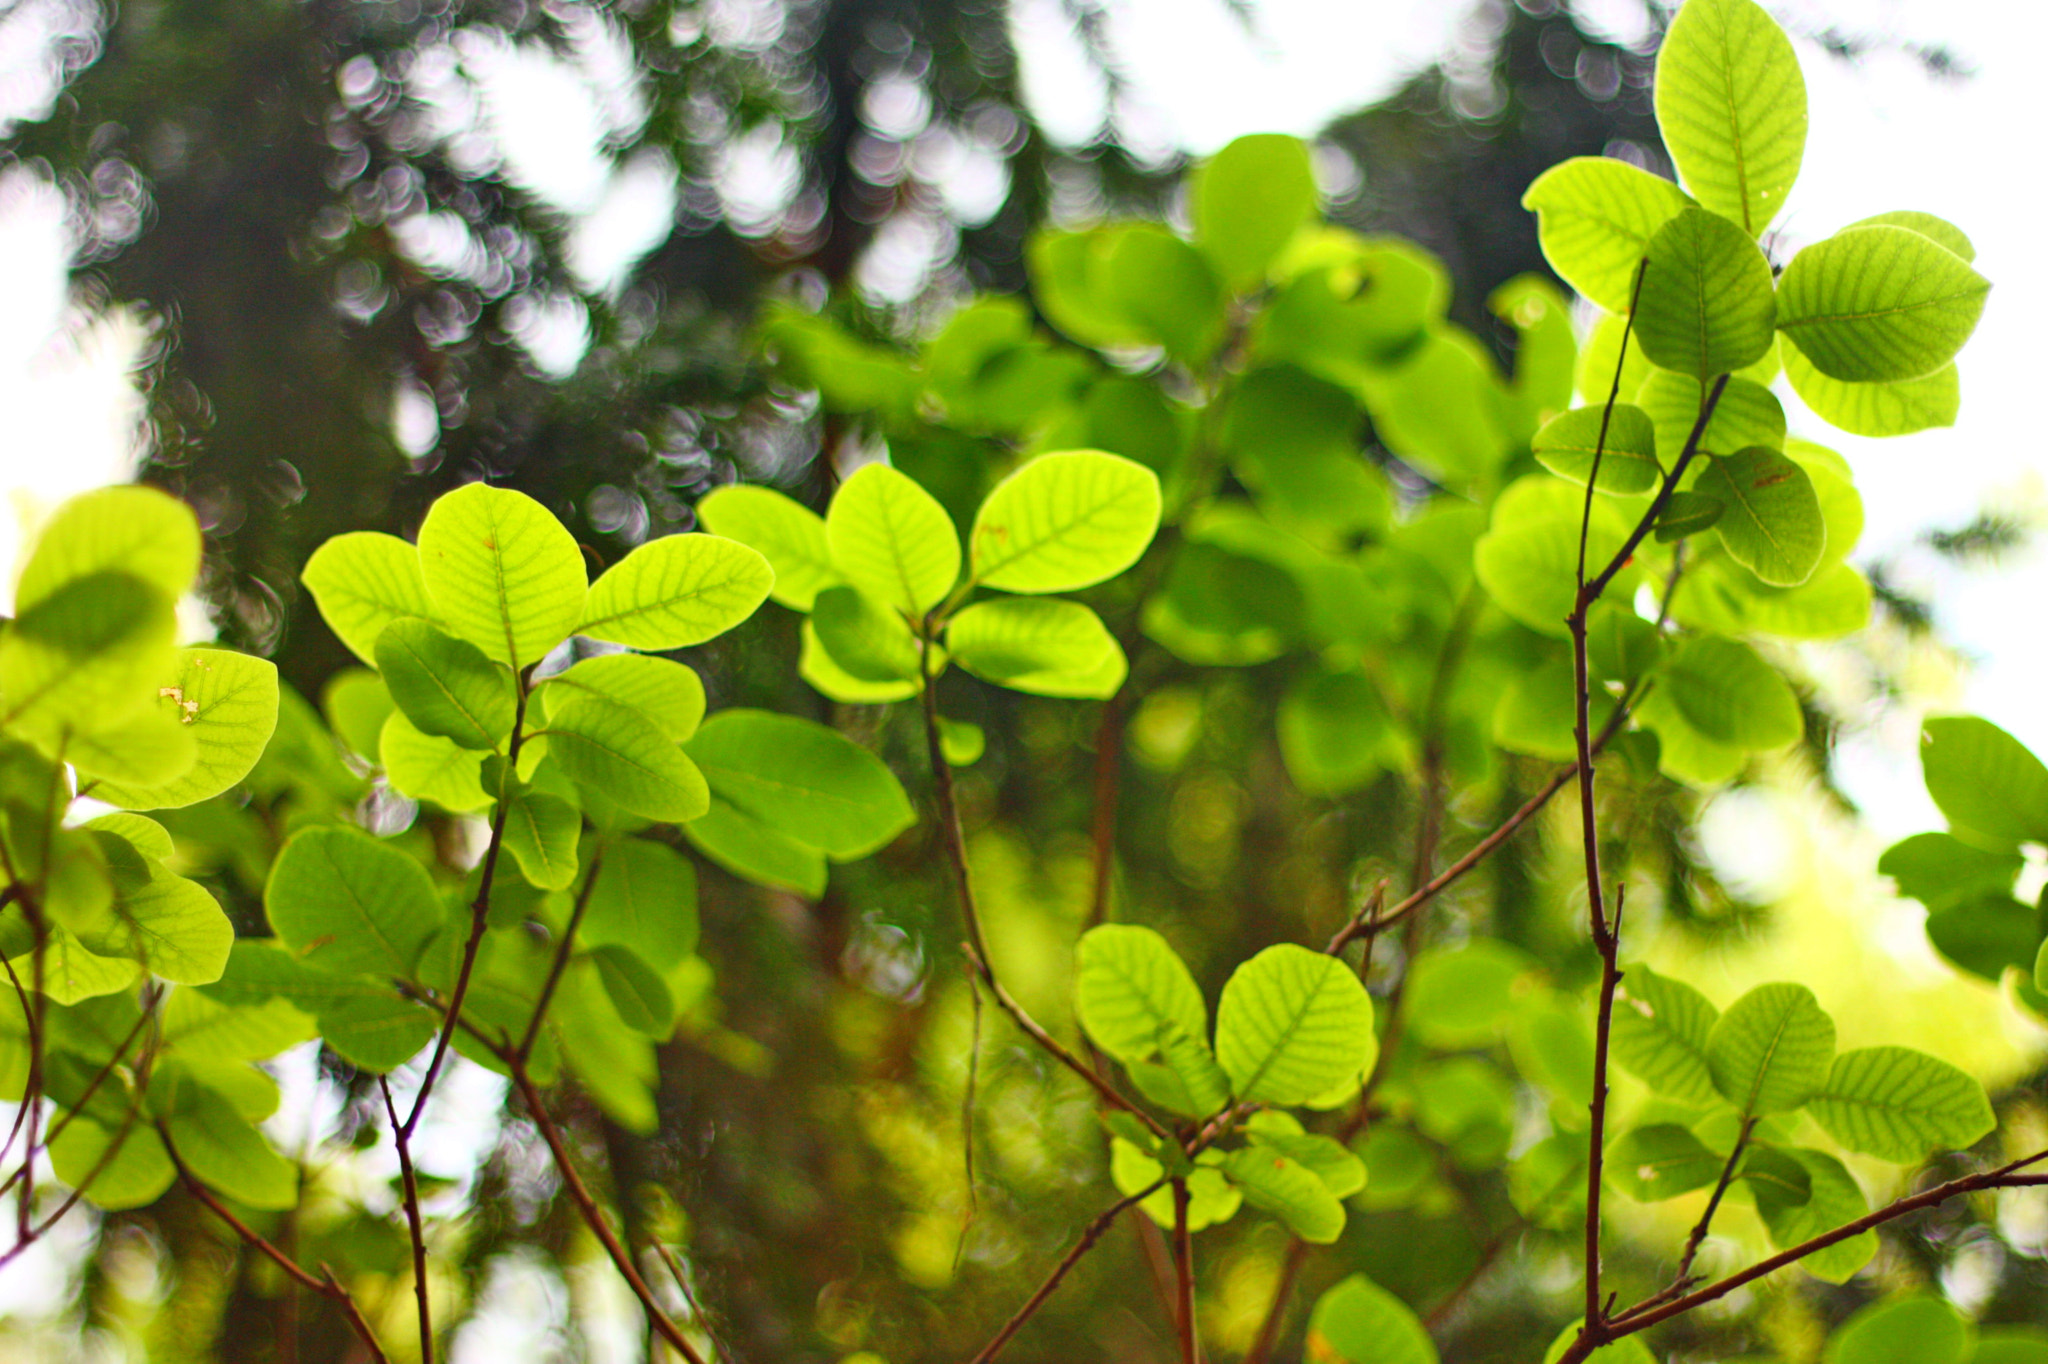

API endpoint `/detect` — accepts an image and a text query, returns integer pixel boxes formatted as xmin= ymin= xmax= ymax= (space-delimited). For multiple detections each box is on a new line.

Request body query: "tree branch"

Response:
xmin=381 ymin=1076 xmax=435 ymax=1364
xmin=1173 ymin=1179 xmax=1198 ymax=1364
xmin=965 ymin=1181 xmax=1166 ymax=1364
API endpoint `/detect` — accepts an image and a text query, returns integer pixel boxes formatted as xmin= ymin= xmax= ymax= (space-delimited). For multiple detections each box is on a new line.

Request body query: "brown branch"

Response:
xmin=500 ymin=1052 xmax=709 ymax=1364
xmin=1664 ymin=1116 xmax=1756 ymax=1303
xmin=916 ymin=637 xmax=1172 ymax=1142
xmin=163 ymin=1127 xmax=391 ymax=1364
xmin=404 ymin=682 xmax=531 ymax=1138
xmin=1173 ymin=1179 xmax=1198 ymax=1364
xmin=964 ymin=1180 xmax=1166 ymax=1364
xmin=381 ymin=1077 xmax=435 ymax=1364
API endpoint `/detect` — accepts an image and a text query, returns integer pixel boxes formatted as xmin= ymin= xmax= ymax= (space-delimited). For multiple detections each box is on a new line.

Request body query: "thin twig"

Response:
xmin=964 ymin=1181 xmax=1165 ymax=1364
xmin=1173 ymin=1179 xmax=1197 ymax=1364
xmin=382 ymin=1076 xmax=435 ymax=1364
xmin=1240 ymin=1238 xmax=1311 ymax=1364
xmin=1670 ymin=1116 xmax=1756 ymax=1294
xmin=404 ymin=684 xmax=530 ymax=1138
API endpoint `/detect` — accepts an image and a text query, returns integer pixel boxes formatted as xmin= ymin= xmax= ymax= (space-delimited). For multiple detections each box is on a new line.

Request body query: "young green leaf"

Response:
xmin=265 ymin=826 xmax=442 ymax=979
xmin=1806 ymin=1046 xmax=1996 ymax=1161
xmin=1632 ymin=208 xmax=1777 ymax=380
xmin=544 ymin=694 xmax=709 ymax=824
xmin=1531 ymin=404 xmax=1661 ymax=494
xmin=1610 ymin=965 xmax=1722 ymax=1107
xmin=1658 ymin=635 xmax=1803 ymax=751
xmin=1127 ymin=1021 xmax=1235 ymax=1118
xmin=375 ymin=618 xmax=516 ymax=752
xmin=1520 ymin=156 xmax=1693 ymax=313
xmin=1752 ymin=1147 xmax=1875 ymax=1282
xmin=1777 ymin=226 xmax=1990 ymax=383
xmin=379 ymin=710 xmax=491 ymax=811
xmin=85 ymin=649 xmax=278 ymax=811
xmin=1214 ymin=943 xmax=1375 ymax=1106
xmin=809 ymin=585 xmax=922 ymax=682
xmin=695 ymin=484 xmax=842 ymax=610
xmin=1783 ymin=344 xmax=1959 ymax=438
xmin=1192 ymin=133 xmax=1319 ymax=288
xmin=588 ymin=944 xmax=676 ymax=1038
xmin=16 ymin=485 xmax=201 ymax=610
xmin=1246 ymin=1128 xmax=1367 ymax=1199
xmin=824 ymin=463 xmax=960 ymax=615
xmin=1305 ymin=1275 xmax=1439 ymax=1364
xmin=94 ymin=864 xmax=233 ymax=985
xmin=1277 ymin=667 xmax=1389 ymax=796
xmin=684 ymin=709 xmax=915 ymax=859
xmin=416 ymin=482 xmax=588 ymax=671
xmin=682 ymin=797 xmax=828 ymax=898
xmin=1073 ymin=924 xmax=1209 ymax=1064
xmin=1920 ymin=715 xmax=2048 ymax=846
xmin=576 ymin=533 xmax=773 ymax=650
xmin=539 ymin=654 xmax=705 ymax=742
xmin=300 ymin=531 xmax=438 ymax=666
xmin=969 ymin=450 xmax=1162 ymax=595
xmin=1827 ymin=1297 xmax=1974 ymax=1364
xmin=946 ymin=597 xmax=1122 ymax=698
xmin=163 ymin=1086 xmax=297 ymax=1209
xmin=798 ymin=620 xmax=921 ymax=704
xmin=1608 ymin=1124 xmax=1724 ymax=1200
xmin=1695 ymin=447 xmax=1825 ymax=586
xmin=501 ymin=790 xmax=581 ymax=891
xmin=1218 ymin=1144 xmax=1346 ymax=1243
xmin=581 ymin=836 xmax=699 ymax=970
xmin=1706 ymin=981 xmax=1835 ymax=1114
xmin=1653 ymin=0 xmax=1807 ymax=235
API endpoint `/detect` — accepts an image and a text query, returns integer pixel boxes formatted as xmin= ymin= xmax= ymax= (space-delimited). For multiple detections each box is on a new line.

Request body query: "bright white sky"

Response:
xmin=0 ymin=0 xmax=2040 ymax=1338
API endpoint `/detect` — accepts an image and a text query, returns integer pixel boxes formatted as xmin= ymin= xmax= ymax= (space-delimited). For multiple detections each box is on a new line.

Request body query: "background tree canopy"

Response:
xmin=0 ymin=2 xmax=2039 ymax=1364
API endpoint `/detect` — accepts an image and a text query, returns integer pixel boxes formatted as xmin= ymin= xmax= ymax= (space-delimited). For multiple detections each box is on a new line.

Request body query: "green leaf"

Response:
xmin=1404 ymin=939 xmax=1535 ymax=1049
xmin=1073 ymin=924 xmax=1208 ymax=1064
xmin=1277 ymin=667 xmax=1388 ymax=796
xmin=1356 ymin=326 xmax=1512 ymax=483
xmin=501 ymin=790 xmax=581 ymax=891
xmin=588 ymin=943 xmax=676 ymax=1038
xmin=1633 ymin=208 xmax=1776 ymax=380
xmin=682 ymin=797 xmax=826 ymax=897
xmin=1653 ymin=0 xmax=1807 ymax=235
xmin=938 ymin=717 xmax=984 ymax=766
xmin=1880 ymin=833 xmax=2021 ymax=912
xmin=82 ymin=812 xmax=174 ymax=862
xmin=1655 ymin=490 xmax=1725 ymax=542
xmin=946 ymin=597 xmax=1123 ymax=698
xmin=1850 ymin=210 xmax=1976 ymax=262
xmin=318 ymin=993 xmax=439 ymax=1072
xmin=1219 ymin=1144 xmax=1345 ymax=1243
xmin=375 ymin=618 xmax=515 ymax=752
xmin=1214 ymin=943 xmax=1375 ymax=1106
xmin=825 ymin=463 xmax=961 ymax=616
xmin=1099 ymin=223 xmax=1224 ymax=363
xmin=264 ymin=826 xmax=440 ymax=978
xmin=1921 ymin=716 xmax=2048 ymax=846
xmin=696 ymin=485 xmax=841 ymax=611
xmin=1777 ymin=226 xmax=1990 ymax=383
xmin=545 ymin=695 xmax=708 ymax=823
xmin=1472 ymin=476 xmax=1640 ymax=639
xmin=1127 ymin=1021 xmax=1235 ymax=1119
xmin=1110 ymin=1140 xmax=1241 ymax=1231
xmin=97 ymin=864 xmax=234 ymax=985
xmin=576 ymin=533 xmax=772 ymax=650
xmin=1828 ymin=1298 xmax=1974 ymax=1364
xmin=301 ymin=531 xmax=438 ymax=667
xmin=1611 ymin=965 xmax=1722 ymax=1108
xmin=969 ymin=450 xmax=1162 ymax=595
xmin=685 ymin=709 xmax=914 ymax=860
xmin=1806 ymin=1046 xmax=1995 ymax=1162
xmin=1520 ymin=156 xmax=1694 ymax=312
xmin=1305 ymin=1275 xmax=1438 ymax=1364
xmin=379 ymin=710 xmax=490 ymax=811
xmin=8 ymin=934 xmax=141 ymax=1005
xmin=416 ymin=482 xmax=588 ymax=671
xmin=1493 ymin=659 xmax=1618 ymax=762
xmin=1784 ymin=344 xmax=1959 ymax=438
xmin=1248 ymin=1130 xmax=1366 ymax=1200
xmin=1532 ymin=404 xmax=1661 ymax=494
xmin=1611 ymin=1123 xmax=1724 ymax=1201
xmin=323 ymin=668 xmax=395 ymax=762
xmin=1971 ymin=1330 xmax=2048 ymax=1364
xmin=0 ymin=571 xmax=178 ymax=737
xmin=1254 ymin=233 xmax=1449 ymax=380
xmin=66 ymin=706 xmax=197 ymax=792
xmin=1695 ymin=447 xmax=1825 ymax=586
xmin=1191 ymin=133 xmax=1318 ymax=288
xmin=810 ymin=585 xmax=922 ymax=682
xmin=17 ymin=485 xmax=200 ymax=611
xmin=581 ymin=837 xmax=698 ymax=971
xmin=1706 ymin=981 xmax=1835 ymax=1114
xmin=1658 ymin=635 xmax=1802 ymax=751
xmin=798 ymin=620 xmax=920 ymax=703
xmin=1638 ymin=372 xmax=1786 ymax=460
xmin=539 ymin=654 xmax=704 ymax=742
xmin=49 ymin=1118 xmax=174 ymax=1211
xmin=1752 ymin=1147 xmax=1875 ymax=1281
xmin=1576 ymin=310 xmax=1654 ymax=406
xmin=1027 ymin=227 xmax=1147 ymax=352
xmin=165 ymin=1086 xmax=297 ymax=1209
